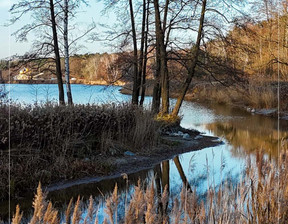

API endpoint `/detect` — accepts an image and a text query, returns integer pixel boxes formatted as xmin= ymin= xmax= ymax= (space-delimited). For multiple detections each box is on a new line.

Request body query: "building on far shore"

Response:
xmin=14 ymin=67 xmax=31 ymax=80
xmin=14 ymin=74 xmax=30 ymax=80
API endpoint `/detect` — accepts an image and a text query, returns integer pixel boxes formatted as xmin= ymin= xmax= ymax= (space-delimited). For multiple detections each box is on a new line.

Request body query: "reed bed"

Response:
xmin=192 ymin=80 xmax=284 ymax=110
xmin=11 ymin=150 xmax=288 ymax=224
xmin=0 ymin=103 xmax=159 ymax=152
xmin=0 ymin=103 xmax=160 ymax=200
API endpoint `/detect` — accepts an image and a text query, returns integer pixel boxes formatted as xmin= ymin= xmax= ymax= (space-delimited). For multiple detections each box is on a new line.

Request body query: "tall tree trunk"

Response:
xmin=159 ymin=47 xmax=169 ymax=114
xmin=162 ymin=0 xmax=170 ymax=115
xmin=139 ymin=0 xmax=148 ymax=106
xmin=49 ymin=0 xmax=65 ymax=105
xmin=64 ymin=0 xmax=73 ymax=105
xmin=171 ymin=0 xmax=207 ymax=116
xmin=129 ymin=0 xmax=140 ymax=105
xmin=152 ymin=40 xmax=161 ymax=113
xmin=154 ymin=0 xmax=169 ymax=115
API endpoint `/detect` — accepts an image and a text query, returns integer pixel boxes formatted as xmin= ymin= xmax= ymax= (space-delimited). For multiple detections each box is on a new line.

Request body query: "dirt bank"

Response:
xmin=47 ymin=133 xmax=221 ymax=192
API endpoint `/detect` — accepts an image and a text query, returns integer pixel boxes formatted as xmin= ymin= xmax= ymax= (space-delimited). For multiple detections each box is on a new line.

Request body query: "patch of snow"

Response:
xmin=177 ymin=131 xmax=184 ymax=136
xmin=182 ymin=133 xmax=190 ymax=139
xmin=194 ymin=135 xmax=203 ymax=140
xmin=255 ymin=108 xmax=277 ymax=115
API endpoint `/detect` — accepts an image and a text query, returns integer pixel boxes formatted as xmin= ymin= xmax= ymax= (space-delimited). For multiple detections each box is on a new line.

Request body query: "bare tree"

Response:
xmin=152 ymin=0 xmax=170 ymax=114
xmin=139 ymin=0 xmax=150 ymax=106
xmin=10 ymin=0 xmax=66 ymax=104
xmin=171 ymin=0 xmax=207 ymax=116
xmin=129 ymin=0 xmax=140 ymax=105
xmin=63 ymin=0 xmax=73 ymax=105
xmin=10 ymin=0 xmax=94 ymax=105
xmin=50 ymin=0 xmax=66 ymax=105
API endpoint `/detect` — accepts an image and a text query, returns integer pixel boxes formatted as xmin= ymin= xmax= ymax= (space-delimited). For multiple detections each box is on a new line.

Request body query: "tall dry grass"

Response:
xmin=11 ymin=150 xmax=288 ymax=224
xmin=193 ymin=80 xmax=278 ymax=109
xmin=246 ymin=80 xmax=278 ymax=109
xmin=0 ymin=103 xmax=159 ymax=152
xmin=0 ymin=103 xmax=160 ymax=201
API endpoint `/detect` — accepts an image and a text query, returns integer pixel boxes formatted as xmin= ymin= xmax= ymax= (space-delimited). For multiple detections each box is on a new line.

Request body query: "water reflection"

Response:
xmin=204 ymin=104 xmax=288 ymax=158
xmin=2 ymin=85 xmax=287 ymax=222
xmin=2 ymin=144 xmax=242 ymax=222
xmin=7 ymin=84 xmax=131 ymax=105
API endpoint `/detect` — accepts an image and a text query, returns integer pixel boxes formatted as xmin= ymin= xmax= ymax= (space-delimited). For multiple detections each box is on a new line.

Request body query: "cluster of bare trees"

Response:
xmin=104 ymin=0 xmax=247 ymax=116
xmin=10 ymin=0 xmax=258 ymax=115
xmin=10 ymin=0 xmax=96 ymax=105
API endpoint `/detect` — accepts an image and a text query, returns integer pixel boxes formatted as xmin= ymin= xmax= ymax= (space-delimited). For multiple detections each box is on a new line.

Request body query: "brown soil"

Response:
xmin=47 ymin=133 xmax=221 ymax=192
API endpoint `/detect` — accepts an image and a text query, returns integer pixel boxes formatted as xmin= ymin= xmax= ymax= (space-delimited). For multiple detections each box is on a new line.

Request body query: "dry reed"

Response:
xmin=11 ymin=205 xmax=23 ymax=224
xmin=193 ymin=80 xmax=279 ymax=110
xmin=12 ymin=150 xmax=288 ymax=224
xmin=0 ymin=103 xmax=161 ymax=201
xmin=72 ymin=196 xmax=81 ymax=224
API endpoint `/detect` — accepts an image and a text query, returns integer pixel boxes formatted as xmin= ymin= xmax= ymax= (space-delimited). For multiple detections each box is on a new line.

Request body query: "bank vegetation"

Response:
xmin=0 ymin=102 xmax=161 ymax=201
xmin=10 ymin=150 xmax=288 ymax=224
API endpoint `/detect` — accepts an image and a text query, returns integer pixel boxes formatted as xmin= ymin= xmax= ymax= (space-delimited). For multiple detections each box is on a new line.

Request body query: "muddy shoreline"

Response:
xmin=46 ymin=134 xmax=221 ymax=192
xmin=0 ymin=131 xmax=221 ymax=222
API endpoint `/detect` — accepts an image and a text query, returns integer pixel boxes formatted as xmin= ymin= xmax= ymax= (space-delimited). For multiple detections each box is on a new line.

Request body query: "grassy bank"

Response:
xmin=10 ymin=150 xmax=288 ymax=224
xmin=0 ymin=103 xmax=161 ymax=201
xmin=183 ymin=80 xmax=288 ymax=117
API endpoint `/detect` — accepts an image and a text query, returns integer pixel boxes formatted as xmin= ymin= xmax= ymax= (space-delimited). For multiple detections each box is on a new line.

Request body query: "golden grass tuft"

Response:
xmin=84 ymin=196 xmax=94 ymax=224
xmin=155 ymin=113 xmax=181 ymax=125
xmin=193 ymin=80 xmax=279 ymax=110
xmin=29 ymin=182 xmax=59 ymax=224
xmin=12 ymin=205 xmax=23 ymax=224
xmin=65 ymin=197 xmax=73 ymax=224
xmin=30 ymin=182 xmax=48 ymax=224
xmin=72 ymin=196 xmax=82 ymax=224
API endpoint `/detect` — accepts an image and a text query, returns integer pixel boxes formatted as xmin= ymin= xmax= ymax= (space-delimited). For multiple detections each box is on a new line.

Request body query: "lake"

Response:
xmin=1 ymin=84 xmax=288 ymax=222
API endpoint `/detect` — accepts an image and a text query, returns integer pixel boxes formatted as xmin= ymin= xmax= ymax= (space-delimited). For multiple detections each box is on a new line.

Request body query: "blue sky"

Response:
xmin=0 ymin=0 xmax=13 ymax=59
xmin=0 ymin=0 xmax=117 ymax=60
xmin=0 ymin=0 xmax=252 ymax=60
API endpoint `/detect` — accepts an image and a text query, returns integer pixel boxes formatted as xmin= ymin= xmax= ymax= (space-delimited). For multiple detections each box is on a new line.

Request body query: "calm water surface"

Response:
xmin=7 ymin=84 xmax=130 ymax=104
xmin=1 ymin=84 xmax=288 ymax=222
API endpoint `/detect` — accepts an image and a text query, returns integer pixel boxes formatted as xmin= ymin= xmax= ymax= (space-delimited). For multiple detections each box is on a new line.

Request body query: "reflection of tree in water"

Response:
xmin=153 ymin=154 xmax=243 ymax=218
xmin=6 ymin=152 xmax=245 ymax=222
xmin=205 ymin=116 xmax=288 ymax=158
xmin=153 ymin=157 xmax=194 ymax=216
xmin=48 ymin=157 xmax=197 ymax=222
